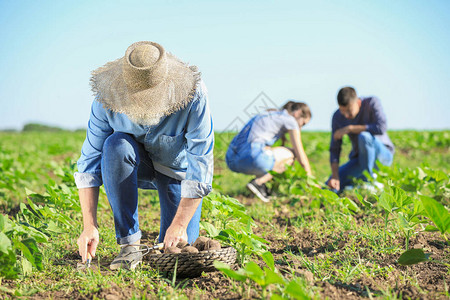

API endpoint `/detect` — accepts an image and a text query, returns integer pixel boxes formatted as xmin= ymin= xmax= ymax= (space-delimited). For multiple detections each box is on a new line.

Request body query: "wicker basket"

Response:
xmin=144 ymin=247 xmax=237 ymax=277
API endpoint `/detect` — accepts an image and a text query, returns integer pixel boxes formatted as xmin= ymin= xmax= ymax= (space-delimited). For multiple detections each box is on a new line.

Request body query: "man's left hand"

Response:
xmin=163 ymin=223 xmax=188 ymax=248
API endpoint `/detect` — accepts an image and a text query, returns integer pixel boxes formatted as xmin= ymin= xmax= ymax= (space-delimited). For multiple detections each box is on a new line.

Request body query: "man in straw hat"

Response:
xmin=75 ymin=41 xmax=214 ymax=270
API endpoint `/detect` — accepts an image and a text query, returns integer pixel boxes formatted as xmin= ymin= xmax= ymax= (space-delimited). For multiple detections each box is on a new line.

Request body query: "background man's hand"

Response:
xmin=164 ymin=223 xmax=188 ymax=248
xmin=77 ymin=226 xmax=99 ymax=262
xmin=327 ymin=177 xmax=340 ymax=191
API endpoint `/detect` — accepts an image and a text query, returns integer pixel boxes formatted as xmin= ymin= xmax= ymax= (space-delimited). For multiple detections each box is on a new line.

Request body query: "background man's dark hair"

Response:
xmin=337 ymin=87 xmax=357 ymax=106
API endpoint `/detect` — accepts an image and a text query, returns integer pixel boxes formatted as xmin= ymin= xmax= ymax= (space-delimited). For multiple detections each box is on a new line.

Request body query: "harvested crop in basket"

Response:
xmin=181 ymin=246 xmax=199 ymax=253
xmin=177 ymin=240 xmax=189 ymax=248
xmin=165 ymin=246 xmax=181 ymax=254
xmin=205 ymin=239 xmax=221 ymax=250
xmin=193 ymin=236 xmax=209 ymax=251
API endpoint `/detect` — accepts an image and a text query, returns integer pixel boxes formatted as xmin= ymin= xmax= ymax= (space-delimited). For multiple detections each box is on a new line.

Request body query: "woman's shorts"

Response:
xmin=225 ymin=142 xmax=275 ymax=177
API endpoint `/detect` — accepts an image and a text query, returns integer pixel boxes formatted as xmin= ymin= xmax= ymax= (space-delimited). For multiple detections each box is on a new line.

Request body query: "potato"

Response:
xmin=181 ymin=246 xmax=199 ymax=254
xmin=177 ymin=240 xmax=189 ymax=248
xmin=192 ymin=236 xmax=209 ymax=251
xmin=164 ymin=246 xmax=181 ymax=254
xmin=204 ymin=239 xmax=221 ymax=251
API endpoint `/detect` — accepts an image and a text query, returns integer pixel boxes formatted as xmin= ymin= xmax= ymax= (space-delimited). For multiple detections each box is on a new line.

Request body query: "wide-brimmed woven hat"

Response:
xmin=90 ymin=41 xmax=201 ymax=125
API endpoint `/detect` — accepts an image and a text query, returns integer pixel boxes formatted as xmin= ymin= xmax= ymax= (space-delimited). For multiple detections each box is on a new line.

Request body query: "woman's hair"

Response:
xmin=282 ymin=101 xmax=311 ymax=119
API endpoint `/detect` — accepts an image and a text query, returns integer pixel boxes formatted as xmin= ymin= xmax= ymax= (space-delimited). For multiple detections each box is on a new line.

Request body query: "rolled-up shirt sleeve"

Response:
xmin=329 ymin=112 xmax=342 ymax=164
xmin=181 ymin=84 xmax=214 ymax=198
xmin=74 ymin=99 xmax=113 ymax=189
xmin=366 ymin=97 xmax=387 ymax=135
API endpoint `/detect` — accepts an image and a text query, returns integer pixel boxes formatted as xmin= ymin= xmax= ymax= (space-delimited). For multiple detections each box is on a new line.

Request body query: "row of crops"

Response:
xmin=0 ymin=130 xmax=449 ymax=298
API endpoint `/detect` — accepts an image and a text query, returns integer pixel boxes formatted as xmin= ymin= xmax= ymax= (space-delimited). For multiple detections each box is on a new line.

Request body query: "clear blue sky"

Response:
xmin=1 ymin=0 xmax=449 ymax=131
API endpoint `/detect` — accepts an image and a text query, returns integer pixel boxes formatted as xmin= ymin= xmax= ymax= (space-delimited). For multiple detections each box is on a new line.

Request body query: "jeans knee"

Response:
xmin=358 ymin=132 xmax=373 ymax=147
xmin=103 ymin=132 xmax=138 ymax=165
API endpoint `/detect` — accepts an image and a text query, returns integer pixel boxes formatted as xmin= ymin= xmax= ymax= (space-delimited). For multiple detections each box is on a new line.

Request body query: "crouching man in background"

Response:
xmin=327 ymin=86 xmax=394 ymax=193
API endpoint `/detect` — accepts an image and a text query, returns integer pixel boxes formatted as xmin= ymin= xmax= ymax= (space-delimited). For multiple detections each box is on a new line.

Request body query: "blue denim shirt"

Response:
xmin=74 ymin=81 xmax=214 ymax=198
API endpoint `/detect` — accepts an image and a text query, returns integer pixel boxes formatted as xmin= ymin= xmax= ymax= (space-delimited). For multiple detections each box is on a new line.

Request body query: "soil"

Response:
xmin=2 ymin=195 xmax=449 ymax=300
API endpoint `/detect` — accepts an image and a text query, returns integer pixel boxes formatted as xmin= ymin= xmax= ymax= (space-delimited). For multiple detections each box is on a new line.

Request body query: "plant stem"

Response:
xmin=384 ymin=212 xmax=389 ymax=246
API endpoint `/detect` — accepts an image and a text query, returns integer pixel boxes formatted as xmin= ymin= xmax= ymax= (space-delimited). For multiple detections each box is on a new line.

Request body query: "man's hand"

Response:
xmin=77 ymin=226 xmax=99 ymax=263
xmin=333 ymin=126 xmax=350 ymax=140
xmin=327 ymin=177 xmax=340 ymax=191
xmin=163 ymin=223 xmax=188 ymax=248
xmin=163 ymin=197 xmax=202 ymax=249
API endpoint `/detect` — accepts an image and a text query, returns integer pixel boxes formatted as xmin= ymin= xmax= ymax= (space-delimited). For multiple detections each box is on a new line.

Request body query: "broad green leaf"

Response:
xmin=250 ymin=234 xmax=269 ymax=245
xmin=391 ymin=186 xmax=412 ymax=209
xmin=263 ymin=268 xmax=285 ymax=285
xmin=320 ymin=189 xmax=339 ymax=201
xmin=46 ymin=221 xmax=64 ymax=234
xmin=213 ymin=261 xmax=247 ymax=282
xmin=0 ymin=232 xmax=12 ymax=253
xmin=285 ymin=280 xmax=310 ymax=300
xmin=200 ymin=221 xmax=220 ymax=237
xmin=420 ymin=195 xmax=450 ymax=234
xmin=245 ymin=262 xmax=265 ymax=285
xmin=0 ymin=214 xmax=5 ymax=232
xmin=21 ymin=238 xmax=42 ymax=271
xmin=355 ymin=190 xmax=372 ymax=209
xmin=342 ymin=197 xmax=360 ymax=213
xmin=261 ymin=251 xmax=275 ymax=270
xmin=424 ymin=225 xmax=439 ymax=232
xmin=21 ymin=258 xmax=33 ymax=275
xmin=378 ymin=191 xmax=395 ymax=212
xmin=25 ymin=188 xmax=37 ymax=196
xmin=417 ymin=167 xmax=427 ymax=180
xmin=424 ymin=168 xmax=448 ymax=182
xmin=398 ymin=248 xmax=431 ymax=265
xmin=397 ymin=213 xmax=408 ymax=227
xmin=14 ymin=240 xmax=34 ymax=267
xmin=290 ymin=186 xmax=304 ymax=195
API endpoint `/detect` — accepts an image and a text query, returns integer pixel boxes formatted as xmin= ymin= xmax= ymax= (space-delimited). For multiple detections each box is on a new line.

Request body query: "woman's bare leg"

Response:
xmin=255 ymin=146 xmax=294 ymax=185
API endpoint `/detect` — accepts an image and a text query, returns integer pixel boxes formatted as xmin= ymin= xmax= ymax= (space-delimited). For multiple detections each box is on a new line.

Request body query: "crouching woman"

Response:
xmin=225 ymin=101 xmax=312 ymax=202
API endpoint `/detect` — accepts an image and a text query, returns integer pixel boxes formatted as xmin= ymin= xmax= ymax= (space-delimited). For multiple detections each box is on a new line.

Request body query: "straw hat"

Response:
xmin=90 ymin=41 xmax=201 ymax=125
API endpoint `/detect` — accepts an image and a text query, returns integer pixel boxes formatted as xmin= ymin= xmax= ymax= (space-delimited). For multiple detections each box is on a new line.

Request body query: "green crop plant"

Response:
xmin=420 ymin=195 xmax=450 ymax=243
xmin=0 ymin=213 xmax=46 ymax=278
xmin=377 ymin=186 xmax=427 ymax=249
xmin=215 ymin=251 xmax=311 ymax=299
xmin=418 ymin=167 xmax=450 ymax=202
xmin=200 ymin=192 xmax=253 ymax=231
xmin=200 ymin=192 xmax=268 ymax=264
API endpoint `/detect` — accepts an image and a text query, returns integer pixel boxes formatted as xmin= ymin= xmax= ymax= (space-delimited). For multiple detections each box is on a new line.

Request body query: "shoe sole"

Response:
xmin=110 ymin=259 xmax=141 ymax=271
xmin=246 ymin=183 xmax=270 ymax=202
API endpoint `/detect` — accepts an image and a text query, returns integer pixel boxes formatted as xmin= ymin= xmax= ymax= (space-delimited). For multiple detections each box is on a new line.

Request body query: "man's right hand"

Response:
xmin=328 ymin=177 xmax=340 ymax=191
xmin=77 ymin=226 xmax=99 ymax=263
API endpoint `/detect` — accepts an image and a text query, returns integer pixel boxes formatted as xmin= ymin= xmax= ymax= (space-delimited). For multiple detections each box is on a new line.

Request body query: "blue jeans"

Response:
xmin=329 ymin=132 xmax=393 ymax=192
xmin=226 ymin=142 xmax=275 ymax=177
xmin=101 ymin=132 xmax=202 ymax=245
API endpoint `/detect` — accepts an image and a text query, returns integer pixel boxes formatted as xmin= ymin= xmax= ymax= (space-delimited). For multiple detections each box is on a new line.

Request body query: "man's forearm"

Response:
xmin=348 ymin=125 xmax=367 ymax=135
xmin=331 ymin=162 xmax=340 ymax=178
xmin=79 ymin=187 xmax=99 ymax=228
xmin=171 ymin=197 xmax=202 ymax=228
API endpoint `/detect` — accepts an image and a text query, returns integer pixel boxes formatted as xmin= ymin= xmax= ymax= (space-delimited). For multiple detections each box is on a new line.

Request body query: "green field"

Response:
xmin=0 ymin=130 xmax=449 ymax=299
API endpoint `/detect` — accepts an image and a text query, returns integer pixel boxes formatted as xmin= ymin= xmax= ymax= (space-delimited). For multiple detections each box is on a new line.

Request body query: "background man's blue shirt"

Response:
xmin=75 ymin=81 xmax=214 ymax=198
xmin=330 ymin=96 xmax=395 ymax=164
